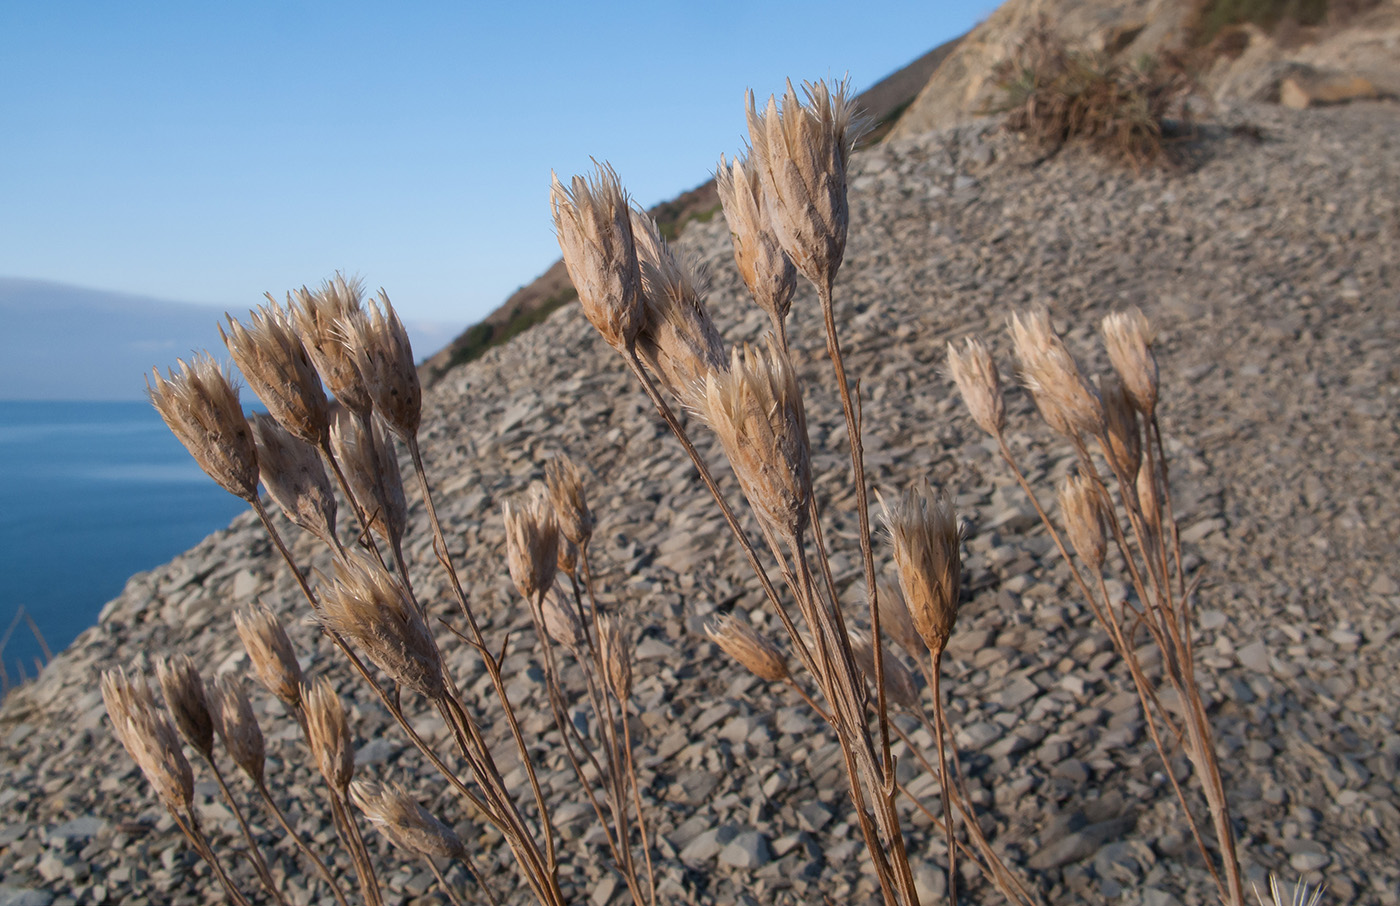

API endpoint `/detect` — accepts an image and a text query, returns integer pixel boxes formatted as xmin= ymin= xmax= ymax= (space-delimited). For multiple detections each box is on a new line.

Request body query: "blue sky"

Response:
xmin=1 ymin=1 xmax=995 ymax=330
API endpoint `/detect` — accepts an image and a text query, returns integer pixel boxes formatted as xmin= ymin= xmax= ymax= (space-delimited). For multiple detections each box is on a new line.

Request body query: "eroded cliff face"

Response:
xmin=890 ymin=0 xmax=1399 ymax=139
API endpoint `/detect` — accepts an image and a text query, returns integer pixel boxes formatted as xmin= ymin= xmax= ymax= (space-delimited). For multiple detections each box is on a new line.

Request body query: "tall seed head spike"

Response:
xmin=1059 ymin=472 xmax=1108 ymax=570
xmin=550 ymin=163 xmax=644 ymax=353
xmin=303 ymin=677 xmax=354 ymax=792
xmin=705 ymin=614 xmax=789 ymax=683
xmin=848 ymin=629 xmax=921 ymax=710
xmin=290 ymin=273 xmax=373 ymax=417
xmin=350 ymin=780 xmax=466 ymax=860
xmin=629 ymin=206 xmax=727 ymax=407
xmin=234 ymin=604 xmax=303 ymax=709
xmin=102 ymin=667 xmax=195 ymax=814
xmin=220 ymin=301 xmax=331 ymax=447
xmin=597 ymin=612 xmax=633 ymax=702
xmin=342 ymin=291 xmax=421 ymax=441
xmin=745 ymin=77 xmax=865 ymax=292
xmin=318 ymin=553 xmax=445 ymax=698
xmin=251 ymin=413 xmax=339 ymax=546
xmin=881 ymin=483 xmax=962 ymax=656
xmin=946 ymin=337 xmax=1006 ymax=438
xmin=147 ymin=354 xmax=260 ymax=502
xmin=1008 ymin=308 xmax=1103 ymax=439
xmin=545 ymin=455 xmax=595 ymax=547
xmin=1099 ymin=373 xmax=1143 ymax=481
xmin=210 ymin=674 xmax=266 ymax=784
xmin=156 ymin=654 xmax=215 ymax=759
xmin=702 ymin=338 xmax=812 ymax=546
xmin=503 ymin=484 xmax=559 ymax=603
xmin=330 ymin=412 xmax=408 ymax=549
xmin=540 ymin=586 xmax=587 ymax=653
xmin=1101 ymin=308 xmax=1159 ymax=415
xmin=715 ymin=152 xmax=797 ymax=331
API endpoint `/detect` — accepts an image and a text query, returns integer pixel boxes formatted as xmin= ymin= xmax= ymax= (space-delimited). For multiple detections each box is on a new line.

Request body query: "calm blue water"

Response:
xmin=0 ymin=401 xmax=248 ymax=683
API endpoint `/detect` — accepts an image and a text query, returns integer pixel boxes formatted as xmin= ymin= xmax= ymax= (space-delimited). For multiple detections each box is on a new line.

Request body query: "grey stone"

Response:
xmin=719 ymin=830 xmax=772 ymax=869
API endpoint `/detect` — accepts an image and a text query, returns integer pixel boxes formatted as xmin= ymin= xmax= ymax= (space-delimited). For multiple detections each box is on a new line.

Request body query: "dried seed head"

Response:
xmin=1059 ymin=472 xmax=1108 ymax=570
xmin=291 ymin=274 xmax=372 ymax=417
xmin=745 ymin=78 xmax=864 ymax=291
xmin=877 ymin=580 xmax=928 ymax=661
xmin=303 ymin=677 xmax=354 ymax=792
xmin=557 ymin=536 xmax=579 ymax=577
xmin=102 ymin=667 xmax=195 ymax=814
xmin=234 ymin=604 xmax=303 ymax=709
xmin=1101 ymin=308 xmax=1158 ymax=415
xmin=550 ymin=164 xmax=644 ymax=353
xmin=703 ymin=339 xmax=812 ymax=545
xmin=545 ymin=456 xmax=595 ymax=547
xmin=705 ymin=614 xmax=788 ymax=683
xmin=1099 ymin=373 xmax=1142 ymax=481
xmin=156 ymin=654 xmax=215 ymax=759
xmin=630 ymin=207 xmax=727 ymax=407
xmin=251 ymin=413 xmax=338 ymax=546
xmin=329 ymin=412 xmax=407 ymax=550
xmin=503 ymin=484 xmax=559 ymax=603
xmin=1136 ymin=458 xmax=1161 ymax=528
xmin=881 ymin=484 xmax=962 ymax=656
xmin=221 ymin=301 xmax=331 ymax=448
xmin=848 ymin=629 xmax=921 ymax=710
xmin=350 ymin=780 xmax=465 ymax=860
xmin=597 ymin=612 xmax=633 ymax=702
xmin=342 ymin=291 xmax=421 ymax=441
xmin=946 ymin=337 xmax=1006 ymax=438
xmin=1008 ymin=308 xmax=1103 ymax=440
xmin=209 ymin=674 xmax=266 ymax=784
xmin=319 ymin=554 xmax=444 ymax=699
xmin=147 ymin=355 xmax=259 ymax=502
xmin=540 ymin=586 xmax=587 ymax=653
xmin=715 ymin=152 xmax=797 ymax=332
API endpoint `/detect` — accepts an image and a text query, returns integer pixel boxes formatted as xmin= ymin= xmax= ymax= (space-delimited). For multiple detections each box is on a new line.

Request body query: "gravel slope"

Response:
xmin=1 ymin=101 xmax=1396 ymax=906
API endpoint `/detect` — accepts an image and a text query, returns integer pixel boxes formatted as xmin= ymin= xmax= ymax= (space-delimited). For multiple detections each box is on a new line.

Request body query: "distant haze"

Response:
xmin=0 ymin=277 xmax=457 ymax=401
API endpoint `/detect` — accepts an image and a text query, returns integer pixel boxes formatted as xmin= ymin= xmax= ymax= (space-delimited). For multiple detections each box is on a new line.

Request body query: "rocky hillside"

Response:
xmin=1 ymin=101 xmax=1398 ymax=906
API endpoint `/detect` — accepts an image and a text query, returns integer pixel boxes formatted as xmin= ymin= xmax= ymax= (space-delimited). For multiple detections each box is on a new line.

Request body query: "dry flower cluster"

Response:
xmin=104 ymin=76 xmax=1289 ymax=906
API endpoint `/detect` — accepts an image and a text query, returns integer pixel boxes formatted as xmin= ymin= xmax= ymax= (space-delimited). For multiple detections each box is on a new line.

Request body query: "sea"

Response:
xmin=0 ymin=400 xmax=248 ymax=688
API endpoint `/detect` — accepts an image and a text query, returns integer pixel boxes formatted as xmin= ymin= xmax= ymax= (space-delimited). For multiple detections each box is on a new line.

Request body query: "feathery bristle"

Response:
xmin=303 ymin=677 xmax=354 ymax=791
xmin=221 ymin=300 xmax=331 ymax=447
xmin=715 ymin=152 xmax=797 ymax=331
xmin=881 ymin=483 xmax=962 ymax=656
xmin=156 ymin=654 xmax=215 ymax=759
xmin=705 ymin=614 xmax=789 ymax=683
xmin=745 ymin=78 xmax=864 ymax=291
xmin=251 ymin=413 xmax=338 ymax=546
xmin=946 ymin=337 xmax=1006 ymax=438
xmin=1059 ymin=472 xmax=1108 ymax=570
xmin=147 ymin=354 xmax=260 ymax=502
xmin=597 ymin=612 xmax=633 ymax=702
xmin=545 ymin=456 xmax=595 ymax=547
xmin=234 ymin=604 xmax=303 ymax=709
xmin=550 ymin=163 xmax=644 ymax=353
xmin=1101 ymin=308 xmax=1158 ymax=415
xmin=848 ymin=629 xmax=921 ymax=710
xmin=702 ymin=338 xmax=812 ymax=544
xmin=1009 ymin=308 xmax=1103 ymax=440
xmin=329 ymin=412 xmax=407 ymax=549
xmin=502 ymin=484 xmax=559 ymax=603
xmin=102 ymin=667 xmax=195 ymax=814
xmin=630 ymin=206 xmax=727 ymax=407
xmin=209 ymin=674 xmax=266 ymax=784
xmin=877 ymin=580 xmax=928 ymax=661
xmin=291 ymin=273 xmax=372 ymax=416
xmin=342 ymin=291 xmax=421 ymax=441
xmin=350 ymin=780 xmax=465 ymax=860
xmin=318 ymin=554 xmax=444 ymax=698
